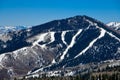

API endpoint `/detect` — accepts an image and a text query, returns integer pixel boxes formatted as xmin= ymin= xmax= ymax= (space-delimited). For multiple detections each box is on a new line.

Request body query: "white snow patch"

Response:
xmin=52 ymin=59 xmax=56 ymax=64
xmin=26 ymin=28 xmax=31 ymax=32
xmin=0 ymin=54 xmax=5 ymax=62
xmin=60 ymin=29 xmax=82 ymax=61
xmin=61 ymin=31 xmax=68 ymax=46
xmin=3 ymin=45 xmax=7 ymax=48
xmin=47 ymin=71 xmax=61 ymax=77
xmin=32 ymin=32 xmax=55 ymax=49
xmin=0 ymin=54 xmax=5 ymax=66
xmin=64 ymin=71 xmax=75 ymax=76
xmin=117 ymin=48 xmax=120 ymax=53
xmin=48 ymin=32 xmax=55 ymax=44
xmin=32 ymin=74 xmax=39 ymax=78
xmin=107 ymin=22 xmax=120 ymax=30
xmin=109 ymin=61 xmax=120 ymax=67
xmin=32 ymin=68 xmax=44 ymax=74
xmin=26 ymin=74 xmax=39 ymax=78
xmin=32 ymin=33 xmax=48 ymax=48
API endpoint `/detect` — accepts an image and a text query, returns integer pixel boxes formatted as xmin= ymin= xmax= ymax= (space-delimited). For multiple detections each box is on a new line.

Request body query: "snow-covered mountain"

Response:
xmin=107 ymin=22 xmax=120 ymax=31
xmin=0 ymin=15 xmax=120 ymax=79
xmin=0 ymin=26 xmax=31 ymax=34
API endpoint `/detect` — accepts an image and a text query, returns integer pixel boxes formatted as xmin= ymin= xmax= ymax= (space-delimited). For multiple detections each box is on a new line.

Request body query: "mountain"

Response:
xmin=0 ymin=26 xmax=31 ymax=34
xmin=0 ymin=15 xmax=120 ymax=79
xmin=107 ymin=22 xmax=120 ymax=31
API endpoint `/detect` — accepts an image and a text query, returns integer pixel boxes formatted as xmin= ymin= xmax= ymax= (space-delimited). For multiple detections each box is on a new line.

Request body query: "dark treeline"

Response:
xmin=15 ymin=72 xmax=120 ymax=80
xmin=14 ymin=65 xmax=120 ymax=80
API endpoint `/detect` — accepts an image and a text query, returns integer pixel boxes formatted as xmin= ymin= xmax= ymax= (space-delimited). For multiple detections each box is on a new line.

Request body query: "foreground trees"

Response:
xmin=15 ymin=72 xmax=120 ymax=80
xmin=15 ymin=66 xmax=120 ymax=80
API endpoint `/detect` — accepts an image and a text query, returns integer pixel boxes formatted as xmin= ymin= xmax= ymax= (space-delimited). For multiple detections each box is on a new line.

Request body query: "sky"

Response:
xmin=0 ymin=0 xmax=120 ymax=26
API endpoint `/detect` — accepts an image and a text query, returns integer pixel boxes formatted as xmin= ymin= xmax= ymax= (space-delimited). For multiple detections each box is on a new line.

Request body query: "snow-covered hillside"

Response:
xmin=0 ymin=15 xmax=120 ymax=79
xmin=0 ymin=26 xmax=31 ymax=34
xmin=107 ymin=22 xmax=120 ymax=31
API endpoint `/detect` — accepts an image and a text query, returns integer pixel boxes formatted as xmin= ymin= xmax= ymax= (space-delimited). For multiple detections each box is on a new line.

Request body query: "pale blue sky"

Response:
xmin=0 ymin=0 xmax=120 ymax=26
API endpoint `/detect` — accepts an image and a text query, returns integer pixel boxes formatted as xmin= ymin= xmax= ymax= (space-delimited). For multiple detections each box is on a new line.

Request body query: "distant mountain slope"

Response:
xmin=0 ymin=26 xmax=31 ymax=34
xmin=107 ymin=22 xmax=120 ymax=31
xmin=0 ymin=15 xmax=120 ymax=79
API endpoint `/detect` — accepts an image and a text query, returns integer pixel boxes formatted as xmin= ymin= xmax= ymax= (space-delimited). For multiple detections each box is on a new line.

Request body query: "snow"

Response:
xmin=107 ymin=22 xmax=120 ymax=30
xmin=64 ymin=71 xmax=75 ymax=76
xmin=32 ymin=33 xmax=48 ymax=48
xmin=106 ymin=31 xmax=120 ymax=42
xmin=108 ymin=60 xmax=120 ymax=67
xmin=27 ymin=71 xmax=32 ymax=75
xmin=0 ymin=54 xmax=5 ymax=62
xmin=31 ymin=61 xmax=55 ymax=74
xmin=32 ymin=68 xmax=44 ymax=74
xmin=31 ymin=74 xmax=39 ymax=78
xmin=32 ymin=32 xmax=55 ymax=49
xmin=75 ymin=20 xmax=106 ymax=58
xmin=103 ymin=22 xmax=120 ymax=42
xmin=60 ymin=29 xmax=82 ymax=61
xmin=3 ymin=45 xmax=7 ymax=48
xmin=7 ymin=68 xmax=14 ymax=77
xmin=0 ymin=54 xmax=5 ymax=66
xmin=75 ymin=19 xmax=120 ymax=59
xmin=26 ymin=28 xmax=31 ymax=32
xmin=107 ymin=22 xmax=120 ymax=27
xmin=61 ymin=31 xmax=68 ymax=46
xmin=27 ymin=70 xmax=61 ymax=78
xmin=109 ymin=63 xmax=120 ymax=67
xmin=117 ymin=48 xmax=120 ymax=53
xmin=107 ymin=22 xmax=115 ymax=26
xmin=26 ymin=74 xmax=39 ymax=78
xmin=47 ymin=71 xmax=61 ymax=77
xmin=0 ymin=34 xmax=12 ymax=42
xmin=0 ymin=25 xmax=31 ymax=34
xmin=48 ymin=32 xmax=55 ymax=44
xmin=52 ymin=59 xmax=56 ymax=64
